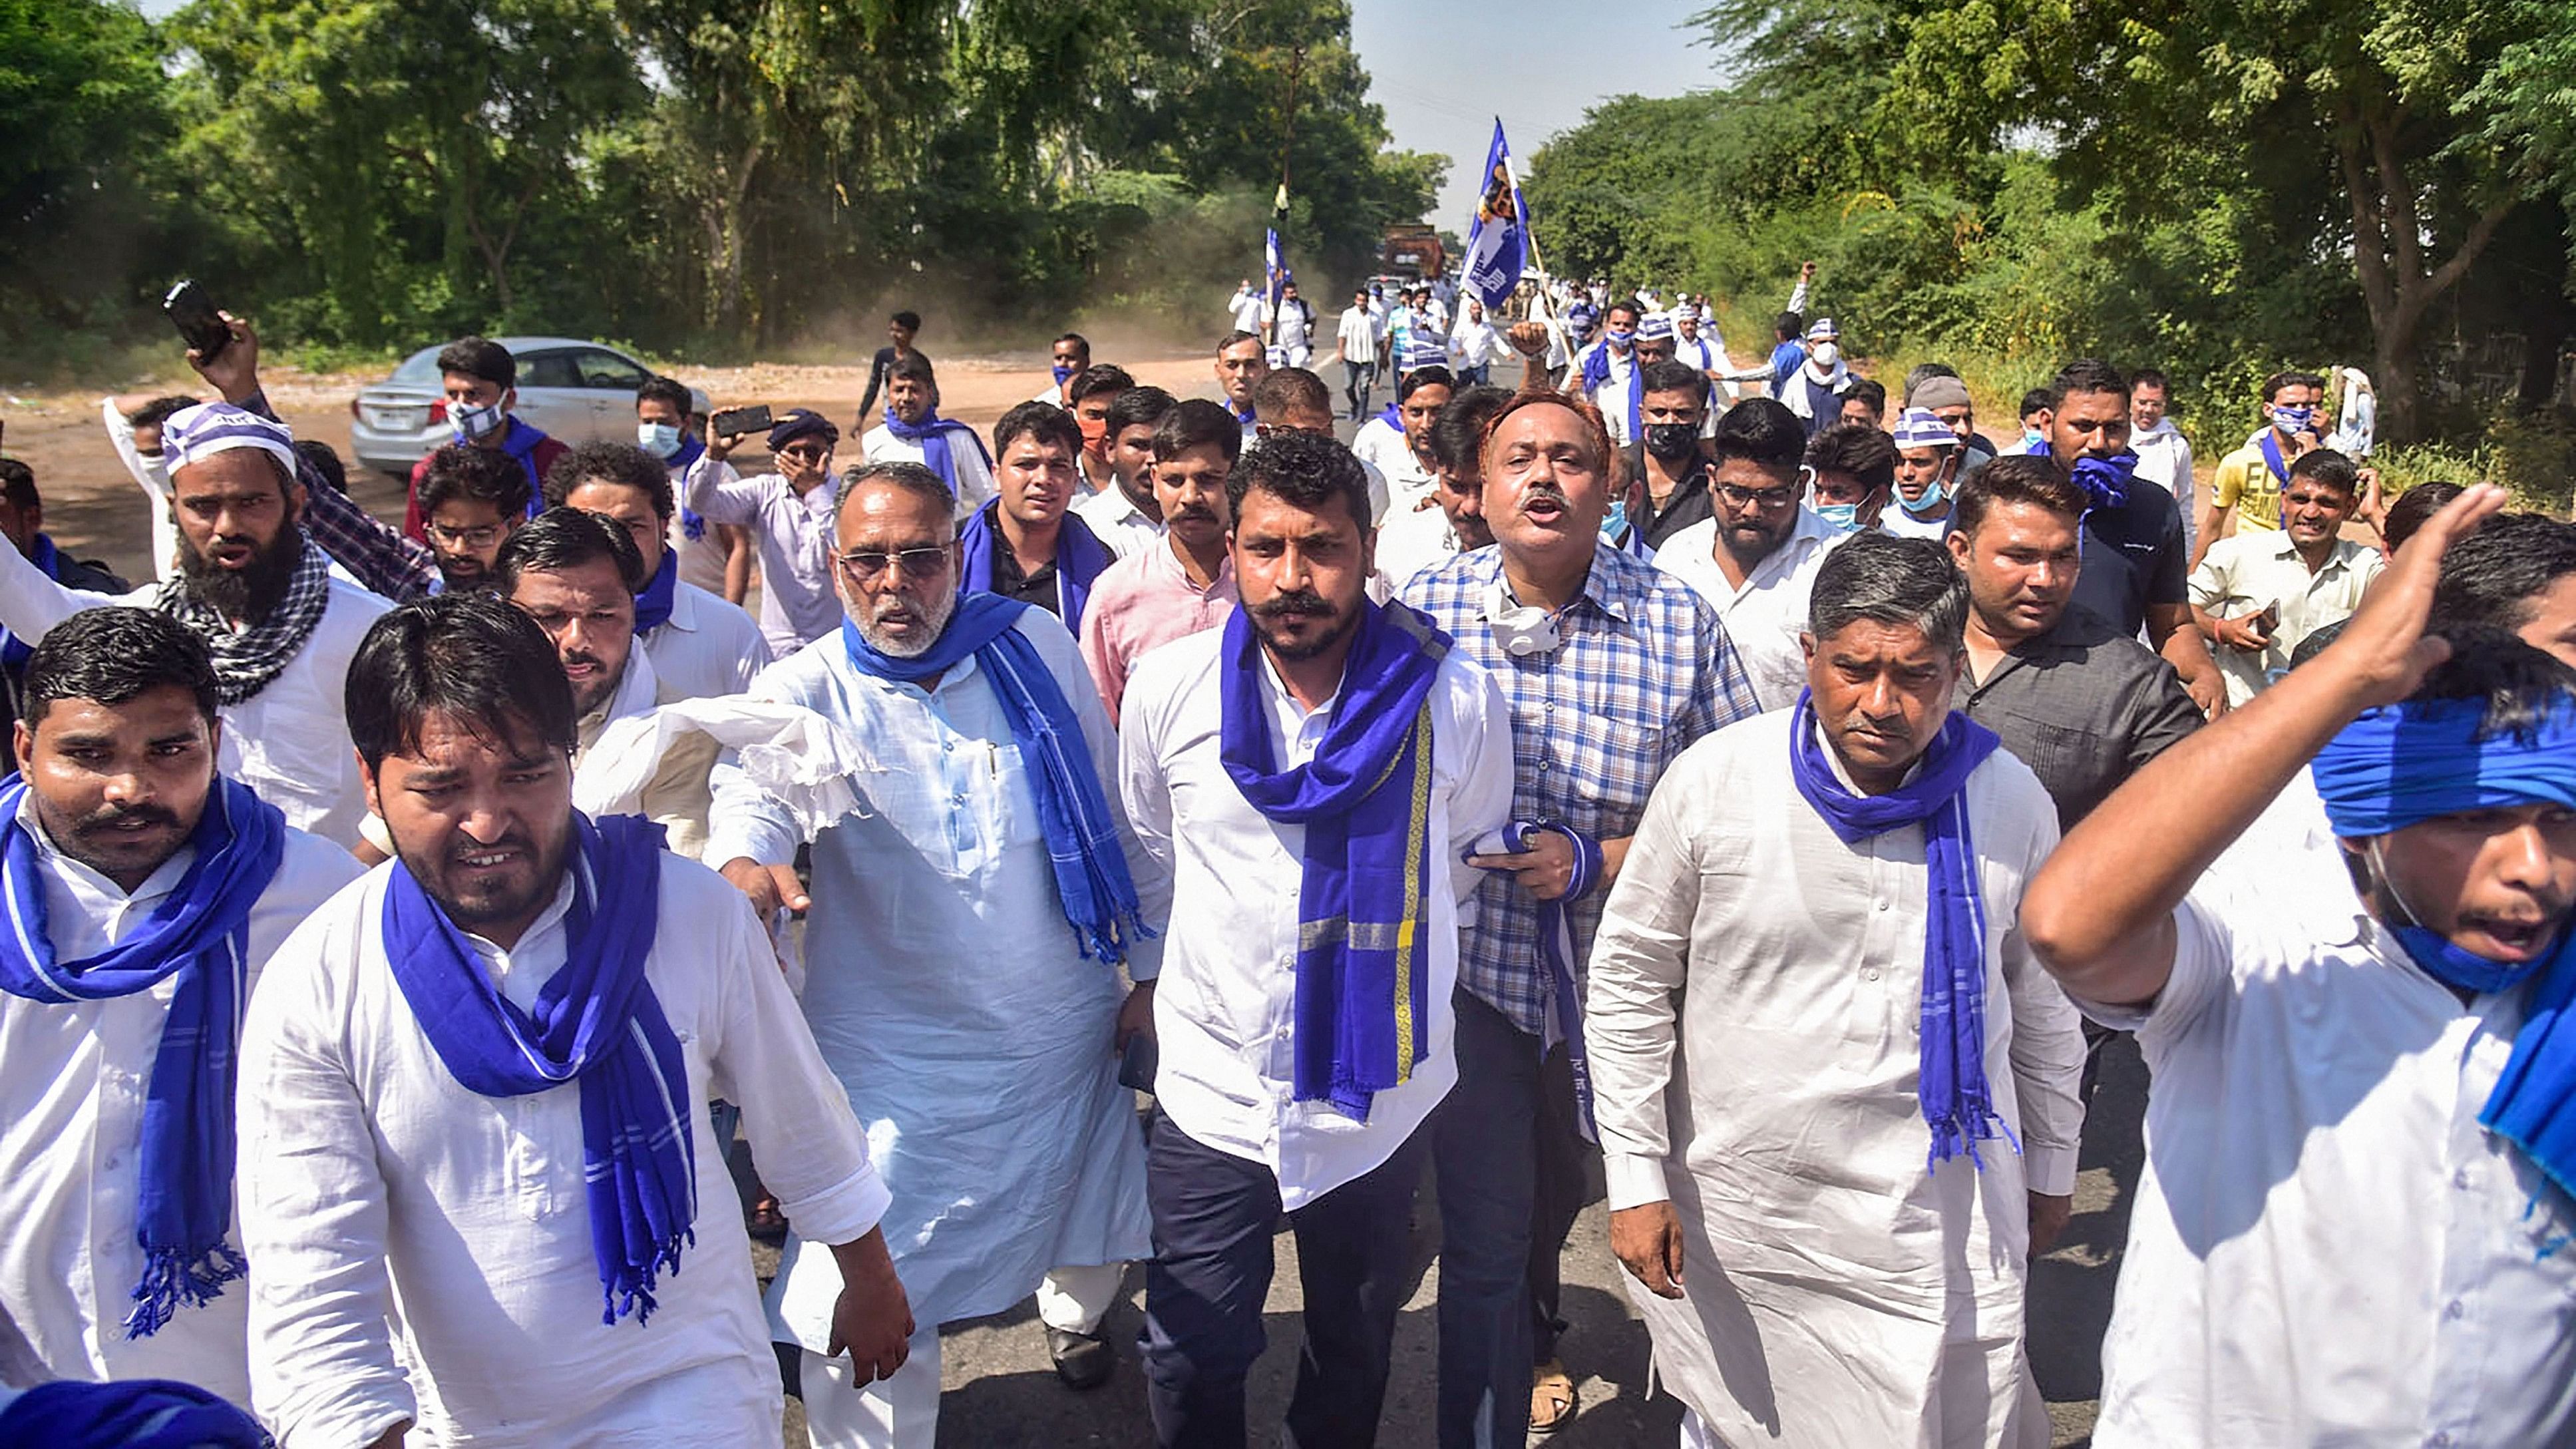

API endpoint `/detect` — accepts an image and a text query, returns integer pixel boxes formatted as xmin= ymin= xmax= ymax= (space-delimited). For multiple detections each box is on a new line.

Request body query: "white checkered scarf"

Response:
xmin=154 ymin=528 xmax=333 ymax=705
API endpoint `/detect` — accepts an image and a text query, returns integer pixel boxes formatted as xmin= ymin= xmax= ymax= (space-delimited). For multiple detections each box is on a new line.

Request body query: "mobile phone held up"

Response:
xmin=162 ymin=280 xmax=232 ymax=365
xmin=710 ymin=403 xmax=773 ymax=440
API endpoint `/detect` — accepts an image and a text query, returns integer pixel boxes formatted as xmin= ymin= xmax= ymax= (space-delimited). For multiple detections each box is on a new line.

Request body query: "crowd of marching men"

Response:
xmin=0 ymin=276 xmax=2569 ymax=1449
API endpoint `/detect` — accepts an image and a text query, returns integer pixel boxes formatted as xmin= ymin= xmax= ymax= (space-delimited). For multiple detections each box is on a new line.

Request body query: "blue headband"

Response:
xmin=2312 ymin=696 xmax=2576 ymax=839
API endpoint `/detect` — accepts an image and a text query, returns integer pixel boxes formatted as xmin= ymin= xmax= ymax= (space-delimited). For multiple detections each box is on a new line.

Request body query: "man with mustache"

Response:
xmin=2020 ymin=485 xmax=2576 ymax=1444
xmin=2188 ymin=449 xmax=2381 ymax=707
xmin=1352 ymin=364 xmax=1453 ymax=516
xmin=709 ymin=460 xmax=1170 ymax=1441
xmin=1077 ymin=399 xmax=1241 ymax=723
xmin=1948 ymin=456 xmax=2201 ymax=830
xmin=238 ymin=592 xmax=910 ymax=1448
xmin=1589 ymin=532 xmax=2086 ymax=1449
xmin=855 ymin=354 xmax=996 ymax=520
xmin=1214 ymin=331 xmax=1270 ymax=441
xmin=1374 ymin=385 xmax=1508 ymax=588
xmin=1401 ymin=390 xmax=1759 ymax=1442
xmin=0 ymin=401 xmax=387 ymax=848
xmin=956 ymin=403 xmax=1115 ymax=631
xmin=545 ymin=441 xmax=771 ymax=704
xmin=1655 ymin=397 xmax=1851 ymax=711
xmin=0 ymin=608 xmax=361 ymax=1405
xmin=1119 ymin=428 xmax=1515 ymax=1449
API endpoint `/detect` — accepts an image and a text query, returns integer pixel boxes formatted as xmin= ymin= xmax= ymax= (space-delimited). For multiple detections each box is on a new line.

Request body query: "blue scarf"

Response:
xmin=633 ymin=550 xmax=679 ymax=634
xmin=2314 ymin=694 xmax=2576 ymax=1204
xmin=1490 ymin=819 xmax=1603 ymax=1139
xmin=880 ymin=408 xmax=992 ymax=495
xmin=1228 ymin=399 xmax=1257 ymax=428
xmin=840 ymin=594 xmax=1150 ymax=962
xmin=955 ymin=503 xmax=1113 ymax=633
xmin=1578 ymin=343 xmax=1643 ymax=437
xmin=0 ymin=775 xmax=283 ymax=1338
xmin=2026 ymin=436 xmax=2137 ymax=513
xmin=2258 ymin=429 xmax=2292 ymax=485
xmin=1 ymin=534 xmax=61 ymax=668
xmin=1376 ymin=401 xmax=1403 ymax=431
xmin=1220 ymin=600 xmax=1449 ymax=1120
xmin=495 ymin=418 xmax=550 ymax=519
xmin=381 ymin=811 xmax=693 ymax=1327
xmin=0 ymin=1377 xmax=268 ymax=1448
xmin=1787 ymin=692 xmax=2014 ymax=1168
xmin=667 ymin=433 xmax=711 ymax=542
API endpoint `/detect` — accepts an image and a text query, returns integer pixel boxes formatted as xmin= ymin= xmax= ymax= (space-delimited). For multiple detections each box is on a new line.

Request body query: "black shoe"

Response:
xmin=1046 ymin=1326 xmax=1115 ymax=1390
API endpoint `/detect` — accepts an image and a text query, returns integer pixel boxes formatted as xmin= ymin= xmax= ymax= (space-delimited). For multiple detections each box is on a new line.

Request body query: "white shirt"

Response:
xmin=1351 ymin=418 xmax=1435 ymax=517
xmin=1375 ymin=503 xmax=1471 ymax=593
xmin=238 ymin=856 xmax=888 ymax=1449
xmin=1654 ymin=507 xmax=1844 ymax=711
xmin=1072 ymin=483 xmax=1163 ymax=563
xmin=1335 ymin=307 xmax=1380 ymax=367
xmin=857 ymin=423 xmax=996 ymax=521
xmin=1447 ymin=317 xmax=1505 ymax=370
xmin=1265 ymin=298 xmax=1313 ymax=353
xmin=100 ymin=397 xmax=181 ymax=582
xmin=2072 ymin=863 xmax=2576 ymax=1446
xmin=0 ymin=811 xmax=359 ymax=1401
xmin=642 ymin=578 xmax=770 ymax=702
xmin=0 ymin=546 xmax=389 ymax=849
xmin=1585 ymin=708 xmax=2083 ymax=1445
xmin=1579 ymin=344 xmax=1641 ymax=444
xmin=1117 ymin=626 xmax=1515 ymax=1207
xmin=705 ymin=610 xmax=1163 ymax=1329
xmin=669 ymin=457 xmax=739 ymax=597
xmin=1230 ymin=290 xmax=1267 ymax=334
xmin=681 ymin=459 xmax=846 ymax=658
xmin=2189 ymin=531 xmax=2383 ymax=706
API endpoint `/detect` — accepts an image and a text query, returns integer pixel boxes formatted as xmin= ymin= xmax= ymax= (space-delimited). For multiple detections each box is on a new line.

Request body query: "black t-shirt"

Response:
xmin=2068 ymin=478 xmax=2189 ymax=635
xmin=1622 ymin=442 xmax=1716 ymax=550
xmin=990 ymin=539 xmax=1061 ymax=616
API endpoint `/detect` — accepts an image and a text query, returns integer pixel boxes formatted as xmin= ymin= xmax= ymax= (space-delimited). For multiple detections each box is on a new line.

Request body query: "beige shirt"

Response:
xmin=1586 ymin=707 xmax=2085 ymax=1446
xmin=2188 ymin=531 xmax=2382 ymax=706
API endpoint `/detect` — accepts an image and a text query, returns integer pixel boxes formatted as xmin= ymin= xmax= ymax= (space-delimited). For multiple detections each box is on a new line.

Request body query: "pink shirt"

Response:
xmin=1079 ymin=540 xmax=1238 ymax=724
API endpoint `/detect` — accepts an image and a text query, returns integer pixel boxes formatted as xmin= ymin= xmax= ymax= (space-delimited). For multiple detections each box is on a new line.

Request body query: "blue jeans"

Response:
xmin=1431 ymin=987 xmax=1594 ymax=1448
xmin=1139 ymin=1109 xmax=1428 ymax=1449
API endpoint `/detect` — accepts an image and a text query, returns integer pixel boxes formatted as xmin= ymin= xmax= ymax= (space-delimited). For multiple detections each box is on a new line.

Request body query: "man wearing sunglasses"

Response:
xmin=1654 ymin=397 xmax=1850 ymax=710
xmin=709 ymin=459 xmax=1168 ymax=1446
xmin=691 ymin=407 xmax=847 ymax=658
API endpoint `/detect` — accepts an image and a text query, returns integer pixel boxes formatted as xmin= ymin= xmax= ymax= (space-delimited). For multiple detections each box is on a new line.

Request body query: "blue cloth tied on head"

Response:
xmin=1787 ymin=692 xmax=2016 ymax=1169
xmin=841 ymin=594 xmax=1151 ymax=964
xmin=0 ymin=775 xmax=283 ymax=1338
xmin=383 ymin=811 xmax=695 ymax=1326
xmin=1220 ymin=600 xmax=1449 ymax=1120
xmin=2313 ymin=693 xmax=2576 ymax=1207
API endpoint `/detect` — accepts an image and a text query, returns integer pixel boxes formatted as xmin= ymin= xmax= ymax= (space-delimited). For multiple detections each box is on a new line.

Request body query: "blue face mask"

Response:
xmin=1813 ymin=501 xmax=1860 ymax=532
xmin=1602 ymin=499 xmax=1632 ymax=540
xmin=1604 ymin=329 xmax=1635 ymax=351
xmin=1051 ymin=364 xmax=1075 ymax=385
xmin=636 ymin=421 xmax=682 ymax=460
xmin=451 ymin=398 xmax=507 ymax=443
xmin=1897 ymin=473 xmax=1951 ymax=517
xmin=2271 ymin=405 xmax=2314 ymax=435
xmin=2020 ymin=427 xmax=2046 ymax=452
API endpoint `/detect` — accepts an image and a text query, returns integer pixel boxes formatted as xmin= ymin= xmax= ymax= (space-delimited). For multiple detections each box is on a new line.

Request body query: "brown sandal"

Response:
xmin=1531 ymin=1359 xmax=1578 ymax=1434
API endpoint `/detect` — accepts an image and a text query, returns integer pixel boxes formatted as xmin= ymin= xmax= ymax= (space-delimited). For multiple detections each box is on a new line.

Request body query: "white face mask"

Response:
xmin=636 ymin=421 xmax=683 ymax=459
xmin=1485 ymin=577 xmax=1561 ymax=658
xmin=1809 ymin=341 xmax=1841 ymax=368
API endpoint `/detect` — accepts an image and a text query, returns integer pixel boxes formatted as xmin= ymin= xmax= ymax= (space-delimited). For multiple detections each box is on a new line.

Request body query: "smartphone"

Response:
xmin=1117 ymin=1031 xmax=1159 ymax=1094
xmin=710 ymin=403 xmax=773 ymax=439
xmin=162 ymin=280 xmax=232 ymax=363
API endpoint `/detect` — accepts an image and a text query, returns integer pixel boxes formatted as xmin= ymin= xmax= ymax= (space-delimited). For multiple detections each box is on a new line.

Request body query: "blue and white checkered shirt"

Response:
xmin=1401 ymin=540 xmax=1758 ymax=1036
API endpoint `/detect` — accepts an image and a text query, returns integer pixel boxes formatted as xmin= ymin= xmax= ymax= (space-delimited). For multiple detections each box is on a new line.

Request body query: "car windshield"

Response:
xmin=389 ymin=346 xmax=443 ymax=385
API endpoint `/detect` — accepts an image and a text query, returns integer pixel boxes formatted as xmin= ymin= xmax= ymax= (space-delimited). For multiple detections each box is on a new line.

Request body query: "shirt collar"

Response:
xmin=1477 ymin=539 xmax=1640 ymax=626
xmin=1152 ymin=535 xmax=1231 ymax=594
xmin=660 ymin=575 xmax=702 ymax=634
xmin=2265 ymin=529 xmax=2360 ymax=573
xmin=15 ymin=791 xmax=195 ymax=909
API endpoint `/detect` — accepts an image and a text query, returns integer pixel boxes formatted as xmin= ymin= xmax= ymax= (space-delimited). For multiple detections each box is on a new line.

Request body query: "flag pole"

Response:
xmin=1264 ymin=46 xmax=1308 ymax=352
xmin=1495 ymin=143 xmax=1574 ymax=387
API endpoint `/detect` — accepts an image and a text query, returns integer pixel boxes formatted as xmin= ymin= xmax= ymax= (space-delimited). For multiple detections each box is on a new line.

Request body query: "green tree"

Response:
xmin=0 ymin=0 xmax=174 ymax=337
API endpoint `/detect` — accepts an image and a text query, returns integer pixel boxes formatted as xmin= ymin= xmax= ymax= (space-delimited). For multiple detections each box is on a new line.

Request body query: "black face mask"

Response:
xmin=1642 ymin=422 xmax=1700 ymax=461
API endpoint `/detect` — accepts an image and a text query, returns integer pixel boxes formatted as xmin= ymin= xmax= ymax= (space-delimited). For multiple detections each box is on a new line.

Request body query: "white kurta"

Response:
xmin=705 ymin=610 xmax=1166 ymax=1335
xmin=1654 ymin=509 xmax=1845 ymax=712
xmin=0 ymin=542 xmax=389 ymax=849
xmin=0 ymin=813 xmax=360 ymax=1402
xmin=858 ymin=425 xmax=997 ymax=521
xmin=641 ymin=579 xmax=770 ymax=704
xmin=237 ymin=857 xmax=888 ymax=1449
xmin=2072 ymin=860 xmax=2576 ymax=1445
xmin=1071 ymin=484 xmax=1163 ymax=563
xmin=1117 ymin=626 xmax=1517 ymax=1207
xmin=1585 ymin=709 xmax=2086 ymax=1447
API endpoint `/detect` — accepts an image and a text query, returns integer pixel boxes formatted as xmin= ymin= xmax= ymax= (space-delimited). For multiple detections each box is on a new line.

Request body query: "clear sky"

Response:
xmin=1348 ymin=0 xmax=1724 ymax=232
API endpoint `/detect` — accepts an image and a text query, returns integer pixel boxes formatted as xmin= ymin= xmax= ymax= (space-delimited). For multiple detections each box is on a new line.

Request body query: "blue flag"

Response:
xmin=1461 ymin=120 xmax=1530 ymax=311
xmin=1264 ymin=228 xmax=1287 ymax=311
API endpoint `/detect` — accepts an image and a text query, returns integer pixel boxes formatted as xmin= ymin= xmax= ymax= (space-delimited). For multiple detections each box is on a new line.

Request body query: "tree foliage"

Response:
xmin=1 ymin=0 xmax=1439 ymax=366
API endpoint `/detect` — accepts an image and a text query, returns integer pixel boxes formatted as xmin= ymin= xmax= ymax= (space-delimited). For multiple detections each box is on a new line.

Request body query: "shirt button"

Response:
xmin=941 ymin=739 xmax=954 ymax=753
xmin=1863 ymin=968 xmax=1881 ymax=982
xmin=2443 ymin=1300 xmax=2464 ymax=1321
xmin=2454 ymin=1168 xmax=2472 ymax=1189
xmin=1875 ymin=898 xmax=1891 ymax=913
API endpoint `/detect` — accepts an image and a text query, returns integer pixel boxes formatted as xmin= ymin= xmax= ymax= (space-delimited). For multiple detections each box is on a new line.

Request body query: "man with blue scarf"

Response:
xmin=857 ymin=353 xmax=997 ymax=519
xmin=954 ymin=404 xmax=1115 ymax=633
xmin=1574 ymin=298 xmax=1644 ymax=448
xmin=1119 ymin=430 xmax=1515 ymax=1449
xmin=236 ymin=594 xmax=908 ymax=1448
xmin=706 ymin=459 xmax=1169 ymax=1446
xmin=0 ymin=608 xmax=358 ymax=1406
xmin=546 ymin=439 xmax=771 ymax=704
xmin=1588 ymin=532 xmax=2085 ymax=1449
xmin=2025 ymin=483 xmax=2576 ymax=1445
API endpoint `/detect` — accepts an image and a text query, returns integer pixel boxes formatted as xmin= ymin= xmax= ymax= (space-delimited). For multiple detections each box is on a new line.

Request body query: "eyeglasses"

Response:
xmin=835 ymin=546 xmax=951 ymax=583
xmin=426 ymin=521 xmax=506 ymax=548
xmin=1714 ymin=483 xmax=1799 ymax=511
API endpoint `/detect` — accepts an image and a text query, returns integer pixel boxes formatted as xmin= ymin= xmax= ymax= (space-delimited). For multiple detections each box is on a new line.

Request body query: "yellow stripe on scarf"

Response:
xmin=1392 ymin=698 xmax=1434 ymax=1082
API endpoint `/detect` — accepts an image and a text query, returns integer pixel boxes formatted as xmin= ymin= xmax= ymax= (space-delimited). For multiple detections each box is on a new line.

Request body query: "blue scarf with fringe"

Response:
xmin=842 ymin=594 xmax=1150 ymax=963
xmin=2315 ymin=694 xmax=2576 ymax=1206
xmin=880 ymin=408 xmax=990 ymax=496
xmin=0 ymin=774 xmax=282 ymax=1338
xmin=1220 ymin=600 xmax=1449 ymax=1120
xmin=1788 ymin=692 xmax=2015 ymax=1169
xmin=382 ymin=811 xmax=695 ymax=1326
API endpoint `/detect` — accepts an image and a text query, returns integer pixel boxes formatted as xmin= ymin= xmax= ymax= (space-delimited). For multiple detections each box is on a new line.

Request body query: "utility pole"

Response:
xmin=1265 ymin=45 xmax=1307 ymax=350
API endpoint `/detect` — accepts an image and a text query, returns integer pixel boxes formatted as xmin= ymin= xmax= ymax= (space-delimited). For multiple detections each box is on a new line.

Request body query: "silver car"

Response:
xmin=347 ymin=337 xmax=709 ymax=477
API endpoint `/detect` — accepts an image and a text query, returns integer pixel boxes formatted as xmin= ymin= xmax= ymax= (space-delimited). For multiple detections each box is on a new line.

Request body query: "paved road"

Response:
xmin=755 ymin=1038 xmax=2145 ymax=1447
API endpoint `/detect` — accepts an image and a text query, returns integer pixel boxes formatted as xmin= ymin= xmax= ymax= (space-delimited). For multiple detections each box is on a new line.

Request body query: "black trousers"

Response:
xmin=1139 ymin=1108 xmax=1429 ymax=1449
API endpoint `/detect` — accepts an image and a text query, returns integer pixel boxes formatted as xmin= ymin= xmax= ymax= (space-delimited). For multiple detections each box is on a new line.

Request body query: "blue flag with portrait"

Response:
xmin=1461 ymin=120 xmax=1530 ymax=311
